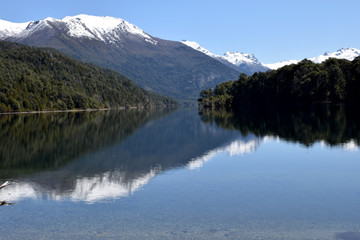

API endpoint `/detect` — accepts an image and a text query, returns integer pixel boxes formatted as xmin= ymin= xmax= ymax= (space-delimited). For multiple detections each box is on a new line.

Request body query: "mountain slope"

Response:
xmin=0 ymin=15 xmax=240 ymax=100
xmin=182 ymin=40 xmax=269 ymax=75
xmin=0 ymin=41 xmax=175 ymax=112
xmin=264 ymin=48 xmax=360 ymax=70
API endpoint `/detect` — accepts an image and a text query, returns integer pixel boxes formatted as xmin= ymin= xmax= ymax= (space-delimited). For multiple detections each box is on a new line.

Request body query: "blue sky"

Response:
xmin=1 ymin=0 xmax=359 ymax=63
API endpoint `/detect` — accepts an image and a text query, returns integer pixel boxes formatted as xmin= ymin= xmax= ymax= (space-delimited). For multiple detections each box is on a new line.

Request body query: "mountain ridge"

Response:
xmin=181 ymin=40 xmax=269 ymax=75
xmin=0 ymin=14 xmax=240 ymax=100
xmin=264 ymin=47 xmax=360 ymax=70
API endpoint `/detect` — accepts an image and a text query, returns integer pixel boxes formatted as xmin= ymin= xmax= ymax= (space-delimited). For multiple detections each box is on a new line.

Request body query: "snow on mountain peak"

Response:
xmin=265 ymin=48 xmax=360 ymax=70
xmin=62 ymin=14 xmax=156 ymax=44
xmin=182 ymin=40 xmax=261 ymax=66
xmin=181 ymin=40 xmax=217 ymax=57
xmin=0 ymin=14 xmax=157 ymax=45
xmin=310 ymin=47 xmax=360 ymax=63
xmin=222 ymin=51 xmax=259 ymax=66
xmin=0 ymin=19 xmax=30 ymax=39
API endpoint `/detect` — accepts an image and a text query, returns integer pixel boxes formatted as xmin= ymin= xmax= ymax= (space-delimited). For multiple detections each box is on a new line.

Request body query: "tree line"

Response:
xmin=199 ymin=57 xmax=360 ymax=109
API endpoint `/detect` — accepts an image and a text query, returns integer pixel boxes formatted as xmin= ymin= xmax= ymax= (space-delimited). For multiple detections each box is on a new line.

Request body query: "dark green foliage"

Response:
xmin=0 ymin=41 xmax=176 ymax=113
xmin=198 ymin=81 xmax=234 ymax=109
xmin=199 ymin=104 xmax=360 ymax=147
xmin=0 ymin=108 xmax=173 ymax=177
xmin=199 ymin=57 xmax=360 ymax=109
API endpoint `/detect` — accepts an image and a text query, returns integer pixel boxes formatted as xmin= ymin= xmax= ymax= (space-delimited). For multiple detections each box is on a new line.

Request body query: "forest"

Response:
xmin=199 ymin=57 xmax=360 ymax=110
xmin=0 ymin=41 xmax=176 ymax=113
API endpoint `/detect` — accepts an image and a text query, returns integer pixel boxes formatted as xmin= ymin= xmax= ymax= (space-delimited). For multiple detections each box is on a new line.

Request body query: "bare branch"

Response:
xmin=0 ymin=201 xmax=15 ymax=206
xmin=0 ymin=181 xmax=11 ymax=189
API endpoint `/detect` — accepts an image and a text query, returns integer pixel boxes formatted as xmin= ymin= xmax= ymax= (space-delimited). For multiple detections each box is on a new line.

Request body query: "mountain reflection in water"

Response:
xmin=0 ymin=109 xmax=171 ymax=178
xmin=2 ymin=105 xmax=358 ymax=204
xmin=0 ymin=108 xmax=256 ymax=203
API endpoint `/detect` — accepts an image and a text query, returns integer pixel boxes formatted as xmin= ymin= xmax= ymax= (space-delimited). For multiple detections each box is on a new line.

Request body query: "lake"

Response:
xmin=1 ymin=106 xmax=360 ymax=240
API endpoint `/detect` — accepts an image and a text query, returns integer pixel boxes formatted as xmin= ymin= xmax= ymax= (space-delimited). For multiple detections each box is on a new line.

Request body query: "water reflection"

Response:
xmin=0 ymin=109 xmax=171 ymax=178
xmin=199 ymin=104 xmax=360 ymax=149
xmin=0 ymin=109 xmax=257 ymax=203
xmin=0 ymin=169 xmax=160 ymax=203
xmin=187 ymin=139 xmax=260 ymax=170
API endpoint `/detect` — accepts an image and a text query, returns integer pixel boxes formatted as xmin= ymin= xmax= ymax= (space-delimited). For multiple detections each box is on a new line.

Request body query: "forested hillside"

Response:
xmin=0 ymin=41 xmax=176 ymax=113
xmin=199 ymin=57 xmax=360 ymax=109
xmin=2 ymin=15 xmax=240 ymax=100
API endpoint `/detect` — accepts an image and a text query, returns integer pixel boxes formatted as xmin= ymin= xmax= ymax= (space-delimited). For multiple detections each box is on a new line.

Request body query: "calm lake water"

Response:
xmin=1 ymin=106 xmax=360 ymax=240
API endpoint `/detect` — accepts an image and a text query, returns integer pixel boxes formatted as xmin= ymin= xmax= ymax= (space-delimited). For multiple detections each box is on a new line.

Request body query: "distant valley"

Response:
xmin=0 ymin=15 xmax=240 ymax=100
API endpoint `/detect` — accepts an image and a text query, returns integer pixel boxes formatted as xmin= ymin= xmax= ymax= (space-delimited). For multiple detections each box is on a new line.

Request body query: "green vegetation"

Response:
xmin=0 ymin=41 xmax=176 ymax=113
xmin=0 ymin=108 xmax=173 ymax=178
xmin=199 ymin=57 xmax=360 ymax=109
xmin=199 ymin=104 xmax=360 ymax=147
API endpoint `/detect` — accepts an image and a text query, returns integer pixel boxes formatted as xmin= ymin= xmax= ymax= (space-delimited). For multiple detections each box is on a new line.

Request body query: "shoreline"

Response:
xmin=0 ymin=107 xmax=132 ymax=116
xmin=0 ymin=104 xmax=177 ymax=116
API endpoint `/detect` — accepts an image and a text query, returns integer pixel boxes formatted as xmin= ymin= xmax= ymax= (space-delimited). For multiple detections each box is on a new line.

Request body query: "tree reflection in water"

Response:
xmin=199 ymin=104 xmax=360 ymax=147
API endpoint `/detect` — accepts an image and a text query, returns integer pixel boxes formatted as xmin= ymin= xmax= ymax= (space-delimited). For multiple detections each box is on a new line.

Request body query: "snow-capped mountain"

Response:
xmin=222 ymin=51 xmax=260 ymax=66
xmin=182 ymin=40 xmax=269 ymax=75
xmin=0 ymin=15 xmax=239 ymax=100
xmin=310 ymin=48 xmax=360 ymax=63
xmin=0 ymin=19 xmax=29 ymax=39
xmin=264 ymin=48 xmax=360 ymax=70
xmin=63 ymin=15 xmax=157 ymax=44
xmin=181 ymin=40 xmax=216 ymax=58
xmin=0 ymin=15 xmax=157 ymax=44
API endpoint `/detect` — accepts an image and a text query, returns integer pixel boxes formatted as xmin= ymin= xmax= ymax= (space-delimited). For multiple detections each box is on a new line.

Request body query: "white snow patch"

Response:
xmin=265 ymin=48 xmax=360 ymax=70
xmin=182 ymin=40 xmax=265 ymax=68
xmin=221 ymin=51 xmax=260 ymax=66
xmin=264 ymin=60 xmax=300 ymax=70
xmin=182 ymin=40 xmax=217 ymax=57
xmin=0 ymin=14 xmax=157 ymax=45
xmin=310 ymin=48 xmax=360 ymax=63
xmin=62 ymin=14 xmax=156 ymax=44
xmin=0 ymin=19 xmax=30 ymax=39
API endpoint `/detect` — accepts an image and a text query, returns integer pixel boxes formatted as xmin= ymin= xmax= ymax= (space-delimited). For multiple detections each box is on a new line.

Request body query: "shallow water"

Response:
xmin=0 ymin=107 xmax=360 ymax=239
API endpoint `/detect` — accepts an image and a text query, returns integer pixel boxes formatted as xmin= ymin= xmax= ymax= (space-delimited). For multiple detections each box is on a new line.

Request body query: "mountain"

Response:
xmin=0 ymin=15 xmax=240 ymax=100
xmin=181 ymin=40 xmax=269 ymax=75
xmin=264 ymin=48 xmax=360 ymax=70
xmin=263 ymin=60 xmax=299 ymax=70
xmin=0 ymin=108 xmax=257 ymax=202
xmin=0 ymin=41 xmax=175 ymax=112
xmin=310 ymin=48 xmax=360 ymax=63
